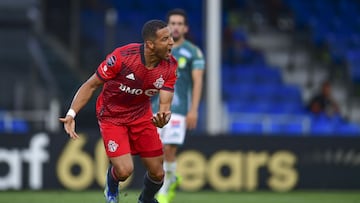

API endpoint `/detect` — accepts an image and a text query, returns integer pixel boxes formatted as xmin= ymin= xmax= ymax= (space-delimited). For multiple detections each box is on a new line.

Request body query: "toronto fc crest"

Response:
xmin=107 ymin=140 xmax=119 ymax=152
xmin=153 ymin=75 xmax=164 ymax=89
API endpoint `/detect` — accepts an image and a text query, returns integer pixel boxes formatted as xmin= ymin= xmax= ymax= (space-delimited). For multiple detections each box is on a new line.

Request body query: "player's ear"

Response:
xmin=184 ymin=25 xmax=189 ymax=34
xmin=145 ymin=40 xmax=155 ymax=49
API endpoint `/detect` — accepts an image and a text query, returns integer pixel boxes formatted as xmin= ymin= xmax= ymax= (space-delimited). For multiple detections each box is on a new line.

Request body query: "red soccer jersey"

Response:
xmin=95 ymin=43 xmax=178 ymax=125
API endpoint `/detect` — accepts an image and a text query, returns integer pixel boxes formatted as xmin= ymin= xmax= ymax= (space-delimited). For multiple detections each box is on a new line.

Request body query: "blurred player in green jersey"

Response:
xmin=152 ymin=8 xmax=205 ymax=203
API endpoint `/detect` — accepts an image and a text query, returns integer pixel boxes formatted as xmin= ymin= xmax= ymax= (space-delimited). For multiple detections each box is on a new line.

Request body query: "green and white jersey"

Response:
xmin=152 ymin=40 xmax=205 ymax=115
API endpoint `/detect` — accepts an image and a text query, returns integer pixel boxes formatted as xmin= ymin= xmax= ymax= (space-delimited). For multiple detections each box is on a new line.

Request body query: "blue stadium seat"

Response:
xmin=223 ymin=83 xmax=255 ymax=101
xmin=226 ymin=101 xmax=249 ymax=112
xmin=335 ymin=123 xmax=360 ymax=136
xmin=0 ymin=120 xmax=4 ymax=132
xmin=0 ymin=117 xmax=29 ymax=134
xmin=268 ymin=101 xmax=305 ymax=114
xmin=252 ymin=84 xmax=280 ymax=101
xmin=253 ymin=67 xmax=282 ymax=85
xmin=222 ymin=69 xmax=257 ymax=86
xmin=12 ymin=119 xmax=29 ymax=133
xmin=309 ymin=113 xmax=344 ymax=135
xmin=346 ymin=49 xmax=360 ymax=81
xmin=276 ymin=85 xmax=302 ymax=103
xmin=230 ymin=122 xmax=263 ymax=134
xmin=310 ymin=121 xmax=334 ymax=135
xmin=270 ymin=122 xmax=304 ymax=135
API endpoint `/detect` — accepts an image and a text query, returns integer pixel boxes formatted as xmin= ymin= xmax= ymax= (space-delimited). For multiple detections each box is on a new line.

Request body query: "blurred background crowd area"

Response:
xmin=1 ymin=0 xmax=360 ymax=136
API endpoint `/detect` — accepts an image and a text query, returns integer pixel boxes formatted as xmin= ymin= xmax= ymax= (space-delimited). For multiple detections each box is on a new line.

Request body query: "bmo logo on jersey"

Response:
xmin=118 ymin=83 xmax=159 ymax=96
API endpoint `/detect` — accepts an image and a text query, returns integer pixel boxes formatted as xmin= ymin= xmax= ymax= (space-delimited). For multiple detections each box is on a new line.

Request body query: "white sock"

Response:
xmin=158 ymin=161 xmax=176 ymax=194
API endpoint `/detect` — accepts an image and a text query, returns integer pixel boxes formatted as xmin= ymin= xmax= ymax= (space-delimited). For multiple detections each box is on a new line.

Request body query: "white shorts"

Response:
xmin=158 ymin=113 xmax=186 ymax=145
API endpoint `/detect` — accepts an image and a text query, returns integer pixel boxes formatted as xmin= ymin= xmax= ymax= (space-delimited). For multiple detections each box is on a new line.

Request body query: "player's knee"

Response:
xmin=148 ymin=168 xmax=165 ymax=182
xmin=113 ymin=163 xmax=134 ymax=181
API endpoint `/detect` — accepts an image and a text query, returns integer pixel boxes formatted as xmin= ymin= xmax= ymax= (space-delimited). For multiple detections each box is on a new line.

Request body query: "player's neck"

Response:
xmin=146 ymin=60 xmax=159 ymax=69
xmin=143 ymin=45 xmax=160 ymax=68
xmin=144 ymin=54 xmax=160 ymax=69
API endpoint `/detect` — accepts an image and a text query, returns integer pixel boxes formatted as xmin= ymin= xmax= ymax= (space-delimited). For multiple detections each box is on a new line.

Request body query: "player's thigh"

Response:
xmin=130 ymin=118 xmax=163 ymax=157
xmin=98 ymin=121 xmax=131 ymax=157
xmin=160 ymin=113 xmax=186 ymax=145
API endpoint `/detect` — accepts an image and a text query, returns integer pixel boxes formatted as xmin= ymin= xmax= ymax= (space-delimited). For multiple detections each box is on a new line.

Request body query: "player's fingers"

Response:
xmin=152 ymin=116 xmax=160 ymax=126
xmin=152 ymin=114 xmax=159 ymax=123
xmin=69 ymin=131 xmax=79 ymax=139
xmin=186 ymin=122 xmax=193 ymax=129
xmin=161 ymin=113 xmax=168 ymax=124
xmin=159 ymin=114 xmax=166 ymax=123
xmin=187 ymin=122 xmax=196 ymax=130
xmin=73 ymin=132 xmax=79 ymax=139
xmin=64 ymin=125 xmax=72 ymax=135
xmin=151 ymin=117 xmax=157 ymax=125
xmin=157 ymin=112 xmax=163 ymax=120
xmin=186 ymin=118 xmax=196 ymax=129
xmin=154 ymin=114 xmax=165 ymax=128
xmin=163 ymin=112 xmax=171 ymax=122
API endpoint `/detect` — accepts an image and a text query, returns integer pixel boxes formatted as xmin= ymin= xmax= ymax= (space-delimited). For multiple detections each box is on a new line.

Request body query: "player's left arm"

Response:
xmin=187 ymin=47 xmax=205 ymax=130
xmin=187 ymin=68 xmax=204 ymax=129
xmin=152 ymin=89 xmax=173 ymax=128
xmin=152 ymin=60 xmax=177 ymax=128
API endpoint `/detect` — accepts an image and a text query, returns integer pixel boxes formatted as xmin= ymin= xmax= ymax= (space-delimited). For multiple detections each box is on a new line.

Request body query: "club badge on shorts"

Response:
xmin=107 ymin=140 xmax=119 ymax=152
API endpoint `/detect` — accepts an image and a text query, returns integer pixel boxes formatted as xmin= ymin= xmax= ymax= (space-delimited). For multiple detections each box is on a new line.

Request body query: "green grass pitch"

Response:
xmin=1 ymin=190 xmax=360 ymax=203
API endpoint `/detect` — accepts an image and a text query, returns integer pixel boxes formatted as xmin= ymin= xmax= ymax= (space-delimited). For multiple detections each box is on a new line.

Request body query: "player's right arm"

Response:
xmin=59 ymin=73 xmax=104 ymax=139
xmin=60 ymin=49 xmax=122 ymax=139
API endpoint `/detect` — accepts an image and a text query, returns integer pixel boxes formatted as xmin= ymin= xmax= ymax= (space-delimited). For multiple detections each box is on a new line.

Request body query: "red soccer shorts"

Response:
xmin=98 ymin=115 xmax=163 ymax=158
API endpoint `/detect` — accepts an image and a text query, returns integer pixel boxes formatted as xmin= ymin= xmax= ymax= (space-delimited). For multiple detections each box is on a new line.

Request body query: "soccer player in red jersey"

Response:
xmin=59 ymin=19 xmax=177 ymax=203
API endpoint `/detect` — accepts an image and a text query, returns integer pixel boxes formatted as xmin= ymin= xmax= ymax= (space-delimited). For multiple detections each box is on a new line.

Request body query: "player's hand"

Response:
xmin=59 ymin=116 xmax=79 ymax=139
xmin=152 ymin=111 xmax=171 ymax=128
xmin=186 ymin=110 xmax=198 ymax=130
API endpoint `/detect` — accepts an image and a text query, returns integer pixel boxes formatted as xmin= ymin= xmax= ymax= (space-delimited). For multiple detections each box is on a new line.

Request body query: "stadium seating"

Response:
xmin=270 ymin=121 xmax=304 ymax=135
xmin=0 ymin=120 xmax=4 ymax=132
xmin=283 ymin=0 xmax=360 ymax=68
xmin=346 ymin=49 xmax=360 ymax=82
xmin=231 ymin=121 xmax=263 ymax=134
xmin=0 ymin=113 xmax=29 ymax=134
xmin=223 ymin=0 xmax=360 ymax=136
xmin=223 ymin=61 xmax=308 ymax=135
xmin=222 ymin=28 xmax=359 ymax=136
xmin=81 ymin=0 xmax=204 ymax=49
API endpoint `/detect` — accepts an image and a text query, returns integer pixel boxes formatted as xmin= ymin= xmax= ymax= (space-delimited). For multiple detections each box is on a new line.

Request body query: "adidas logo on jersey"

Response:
xmin=126 ymin=73 xmax=135 ymax=80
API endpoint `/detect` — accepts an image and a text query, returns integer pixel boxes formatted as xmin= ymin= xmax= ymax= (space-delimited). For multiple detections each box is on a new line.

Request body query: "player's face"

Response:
xmin=168 ymin=15 xmax=188 ymax=42
xmin=153 ymin=26 xmax=174 ymax=60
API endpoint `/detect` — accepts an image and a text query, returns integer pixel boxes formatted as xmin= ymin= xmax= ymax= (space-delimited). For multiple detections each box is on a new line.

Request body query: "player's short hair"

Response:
xmin=166 ymin=8 xmax=188 ymax=25
xmin=142 ymin=19 xmax=168 ymax=41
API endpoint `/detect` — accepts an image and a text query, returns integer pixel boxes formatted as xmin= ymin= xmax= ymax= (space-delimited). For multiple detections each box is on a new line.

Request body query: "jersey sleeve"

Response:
xmin=192 ymin=46 xmax=205 ymax=70
xmin=96 ymin=48 xmax=122 ymax=81
xmin=161 ymin=59 xmax=178 ymax=92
